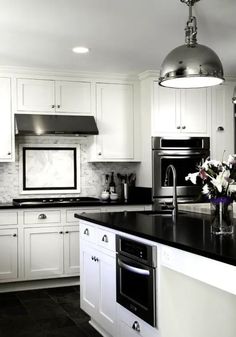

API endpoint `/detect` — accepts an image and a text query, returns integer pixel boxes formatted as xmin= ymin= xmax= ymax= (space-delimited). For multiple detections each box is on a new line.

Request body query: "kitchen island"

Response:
xmin=75 ymin=210 xmax=236 ymax=337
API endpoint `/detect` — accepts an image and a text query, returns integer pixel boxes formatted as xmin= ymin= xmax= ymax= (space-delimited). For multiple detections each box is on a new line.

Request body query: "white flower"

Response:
xmin=202 ymin=184 xmax=209 ymax=195
xmin=185 ymin=172 xmax=199 ymax=185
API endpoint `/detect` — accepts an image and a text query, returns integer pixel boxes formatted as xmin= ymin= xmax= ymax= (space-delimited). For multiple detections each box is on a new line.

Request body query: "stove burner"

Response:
xmin=13 ymin=197 xmax=100 ymax=206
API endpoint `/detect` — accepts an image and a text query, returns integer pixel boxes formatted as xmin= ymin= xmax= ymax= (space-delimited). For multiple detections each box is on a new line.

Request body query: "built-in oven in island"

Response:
xmin=116 ymin=235 xmax=157 ymax=327
xmin=152 ymin=136 xmax=210 ymax=206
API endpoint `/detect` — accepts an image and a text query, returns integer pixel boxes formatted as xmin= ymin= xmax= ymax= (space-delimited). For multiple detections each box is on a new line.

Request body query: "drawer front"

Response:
xmin=0 ymin=212 xmax=18 ymax=226
xmin=23 ymin=210 xmax=61 ymax=224
xmin=97 ymin=227 xmax=115 ymax=251
xmin=79 ymin=221 xmax=96 ymax=243
xmin=118 ymin=305 xmax=158 ymax=337
xmin=66 ymin=208 xmax=101 ymax=223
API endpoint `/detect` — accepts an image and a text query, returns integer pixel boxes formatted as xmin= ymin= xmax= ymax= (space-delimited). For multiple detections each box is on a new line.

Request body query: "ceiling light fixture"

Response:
xmin=72 ymin=46 xmax=90 ymax=54
xmin=159 ymin=0 xmax=224 ymax=89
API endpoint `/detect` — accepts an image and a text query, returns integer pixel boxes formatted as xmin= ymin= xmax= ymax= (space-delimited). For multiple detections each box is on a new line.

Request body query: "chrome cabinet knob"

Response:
xmin=102 ymin=234 xmax=108 ymax=243
xmin=57 ymin=104 xmax=60 ymax=109
xmin=51 ymin=104 xmax=55 ymax=108
xmin=13 ymin=234 xmax=17 ymax=237
xmin=38 ymin=213 xmax=47 ymax=220
xmin=182 ymin=125 xmax=186 ymax=129
xmin=132 ymin=321 xmax=140 ymax=332
xmin=98 ymin=152 xmax=102 ymax=156
xmin=7 ymin=152 xmax=11 ymax=156
xmin=217 ymin=126 xmax=224 ymax=131
xmin=176 ymin=126 xmax=181 ymax=129
xmin=65 ymin=231 xmax=69 ymax=234
xmin=83 ymin=228 xmax=89 ymax=235
xmin=59 ymin=231 xmax=64 ymax=234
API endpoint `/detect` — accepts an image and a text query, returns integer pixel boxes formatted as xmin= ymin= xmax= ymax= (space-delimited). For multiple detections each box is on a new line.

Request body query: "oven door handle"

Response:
xmin=117 ymin=258 xmax=150 ymax=276
xmin=157 ymin=151 xmax=203 ymax=156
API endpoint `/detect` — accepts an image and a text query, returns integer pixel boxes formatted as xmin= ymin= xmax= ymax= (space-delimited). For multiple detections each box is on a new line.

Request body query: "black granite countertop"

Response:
xmin=0 ymin=199 xmax=151 ymax=209
xmin=74 ymin=211 xmax=236 ymax=267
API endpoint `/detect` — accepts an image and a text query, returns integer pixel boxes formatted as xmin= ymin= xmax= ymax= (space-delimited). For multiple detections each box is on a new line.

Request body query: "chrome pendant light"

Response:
xmin=159 ymin=0 xmax=224 ymax=89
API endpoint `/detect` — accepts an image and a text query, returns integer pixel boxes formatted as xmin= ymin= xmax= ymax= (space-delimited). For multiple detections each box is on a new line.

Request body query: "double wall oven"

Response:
xmin=152 ymin=136 xmax=210 ymax=206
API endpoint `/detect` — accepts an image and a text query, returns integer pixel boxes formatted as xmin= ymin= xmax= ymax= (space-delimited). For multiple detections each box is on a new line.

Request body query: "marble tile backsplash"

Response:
xmin=0 ymin=136 xmax=139 ymax=203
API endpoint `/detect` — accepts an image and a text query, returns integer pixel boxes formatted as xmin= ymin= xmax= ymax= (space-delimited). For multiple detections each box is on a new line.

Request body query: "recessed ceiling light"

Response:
xmin=72 ymin=46 xmax=90 ymax=54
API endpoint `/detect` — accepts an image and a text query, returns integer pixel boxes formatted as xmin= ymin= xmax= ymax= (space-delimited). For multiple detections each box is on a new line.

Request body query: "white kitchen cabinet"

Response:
xmin=89 ymin=82 xmax=138 ymax=161
xmin=24 ymin=227 xmax=64 ymax=279
xmin=24 ymin=225 xmax=80 ymax=280
xmin=152 ymin=82 xmax=210 ymax=136
xmin=0 ymin=77 xmax=14 ymax=161
xmin=64 ymin=225 xmax=80 ymax=275
xmin=16 ymin=78 xmax=92 ymax=115
xmin=210 ymin=82 xmax=235 ymax=160
xmin=0 ymin=228 xmax=18 ymax=281
xmin=80 ymin=222 xmax=117 ymax=337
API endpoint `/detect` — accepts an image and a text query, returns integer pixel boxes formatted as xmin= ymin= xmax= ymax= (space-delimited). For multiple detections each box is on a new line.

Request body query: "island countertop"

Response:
xmin=74 ymin=211 xmax=236 ymax=267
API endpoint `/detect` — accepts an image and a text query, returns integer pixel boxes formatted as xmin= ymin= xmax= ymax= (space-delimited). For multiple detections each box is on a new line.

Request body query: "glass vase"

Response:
xmin=210 ymin=197 xmax=234 ymax=235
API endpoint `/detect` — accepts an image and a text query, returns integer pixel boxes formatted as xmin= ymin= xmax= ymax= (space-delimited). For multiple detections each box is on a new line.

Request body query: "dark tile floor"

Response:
xmin=0 ymin=286 xmax=102 ymax=337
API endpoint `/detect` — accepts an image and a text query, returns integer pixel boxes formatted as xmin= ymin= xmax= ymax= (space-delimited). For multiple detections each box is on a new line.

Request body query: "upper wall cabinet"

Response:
xmin=0 ymin=77 xmax=14 ymax=162
xmin=16 ymin=78 xmax=92 ymax=115
xmin=89 ymin=82 xmax=140 ymax=162
xmin=152 ymin=82 xmax=210 ymax=136
xmin=210 ymin=82 xmax=235 ymax=160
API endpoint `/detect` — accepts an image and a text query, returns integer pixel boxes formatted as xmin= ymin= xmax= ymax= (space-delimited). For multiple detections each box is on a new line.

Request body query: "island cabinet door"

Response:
xmin=97 ymin=250 xmax=117 ymax=337
xmin=63 ymin=225 xmax=80 ymax=275
xmin=80 ymin=244 xmax=99 ymax=318
xmin=0 ymin=229 xmax=18 ymax=281
xmin=24 ymin=227 xmax=64 ymax=280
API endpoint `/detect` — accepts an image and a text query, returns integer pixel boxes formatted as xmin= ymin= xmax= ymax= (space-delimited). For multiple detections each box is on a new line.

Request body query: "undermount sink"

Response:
xmin=138 ymin=210 xmax=186 ymax=217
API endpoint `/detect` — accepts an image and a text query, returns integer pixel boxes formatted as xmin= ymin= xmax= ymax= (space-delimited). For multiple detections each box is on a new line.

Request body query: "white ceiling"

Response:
xmin=0 ymin=0 xmax=235 ymax=76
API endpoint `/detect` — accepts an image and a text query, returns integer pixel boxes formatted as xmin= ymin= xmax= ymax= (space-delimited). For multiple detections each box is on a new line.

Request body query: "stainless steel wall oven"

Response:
xmin=116 ymin=235 xmax=157 ymax=327
xmin=152 ymin=137 xmax=210 ymax=205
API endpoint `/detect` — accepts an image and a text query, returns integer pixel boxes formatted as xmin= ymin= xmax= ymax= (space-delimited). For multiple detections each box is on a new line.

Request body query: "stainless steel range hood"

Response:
xmin=15 ymin=114 xmax=99 ymax=136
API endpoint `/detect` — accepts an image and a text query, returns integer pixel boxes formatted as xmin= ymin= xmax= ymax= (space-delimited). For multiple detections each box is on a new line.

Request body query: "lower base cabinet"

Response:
xmin=0 ymin=228 xmax=18 ymax=281
xmin=24 ymin=226 xmax=79 ymax=280
xmin=80 ymin=225 xmax=117 ymax=337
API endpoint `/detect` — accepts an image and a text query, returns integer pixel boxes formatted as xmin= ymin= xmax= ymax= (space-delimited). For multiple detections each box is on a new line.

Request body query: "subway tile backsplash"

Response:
xmin=0 ymin=136 xmax=139 ymax=203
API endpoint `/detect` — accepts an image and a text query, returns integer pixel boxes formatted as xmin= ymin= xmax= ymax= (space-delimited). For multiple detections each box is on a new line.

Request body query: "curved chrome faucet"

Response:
xmin=164 ymin=164 xmax=178 ymax=218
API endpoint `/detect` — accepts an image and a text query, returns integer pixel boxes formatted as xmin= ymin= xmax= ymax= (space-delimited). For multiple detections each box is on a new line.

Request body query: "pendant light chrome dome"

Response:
xmin=159 ymin=0 xmax=224 ymax=88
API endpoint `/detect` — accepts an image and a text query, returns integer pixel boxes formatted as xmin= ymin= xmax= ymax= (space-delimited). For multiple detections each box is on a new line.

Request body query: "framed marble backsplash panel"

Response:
xmin=19 ymin=144 xmax=80 ymax=194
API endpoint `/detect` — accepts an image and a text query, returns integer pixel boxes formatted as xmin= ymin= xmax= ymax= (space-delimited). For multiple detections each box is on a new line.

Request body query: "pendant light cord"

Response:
xmin=183 ymin=0 xmax=198 ymax=47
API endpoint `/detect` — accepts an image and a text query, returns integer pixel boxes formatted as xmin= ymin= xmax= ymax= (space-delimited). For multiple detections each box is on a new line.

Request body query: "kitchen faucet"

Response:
xmin=164 ymin=164 xmax=178 ymax=218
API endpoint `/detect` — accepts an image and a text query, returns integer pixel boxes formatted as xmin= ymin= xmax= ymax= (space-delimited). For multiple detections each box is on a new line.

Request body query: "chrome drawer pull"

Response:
xmin=132 ymin=321 xmax=140 ymax=332
xmin=84 ymin=228 xmax=89 ymax=235
xmin=102 ymin=234 xmax=108 ymax=243
xmin=38 ymin=213 xmax=47 ymax=220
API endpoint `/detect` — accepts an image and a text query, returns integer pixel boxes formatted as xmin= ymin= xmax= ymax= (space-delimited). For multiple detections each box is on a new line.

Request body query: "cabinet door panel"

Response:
xmin=153 ymin=83 xmax=178 ymax=134
xmin=211 ymin=83 xmax=234 ymax=161
xmin=98 ymin=252 xmax=116 ymax=335
xmin=0 ymin=78 xmax=13 ymax=160
xmin=64 ymin=225 xmax=80 ymax=275
xmin=17 ymin=79 xmax=55 ymax=112
xmin=0 ymin=229 xmax=18 ymax=281
xmin=80 ymin=245 xmax=99 ymax=317
xmin=180 ymin=89 xmax=207 ymax=133
xmin=56 ymin=81 xmax=91 ymax=114
xmin=24 ymin=227 xmax=63 ymax=279
xmin=96 ymin=83 xmax=134 ymax=159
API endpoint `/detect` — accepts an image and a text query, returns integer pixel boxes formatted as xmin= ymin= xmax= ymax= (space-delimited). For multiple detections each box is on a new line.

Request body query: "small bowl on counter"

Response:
xmin=110 ymin=193 xmax=118 ymax=201
xmin=101 ymin=191 xmax=110 ymax=200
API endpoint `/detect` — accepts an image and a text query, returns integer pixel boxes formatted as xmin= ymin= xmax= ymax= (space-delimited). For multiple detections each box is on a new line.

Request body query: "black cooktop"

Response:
xmin=13 ymin=197 xmax=100 ymax=207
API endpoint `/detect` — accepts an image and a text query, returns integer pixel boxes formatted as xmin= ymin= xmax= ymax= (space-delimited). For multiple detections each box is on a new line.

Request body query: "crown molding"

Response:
xmin=0 ymin=65 xmax=139 ymax=82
